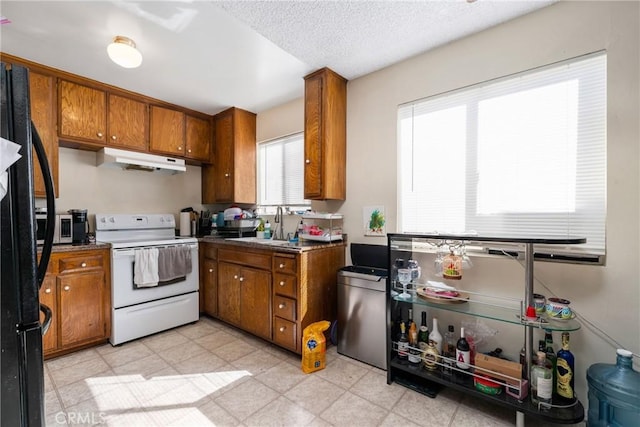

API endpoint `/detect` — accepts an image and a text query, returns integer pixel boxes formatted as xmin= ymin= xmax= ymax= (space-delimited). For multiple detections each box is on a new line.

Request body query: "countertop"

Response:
xmin=42 ymin=242 xmax=111 ymax=254
xmin=199 ymin=235 xmax=347 ymax=253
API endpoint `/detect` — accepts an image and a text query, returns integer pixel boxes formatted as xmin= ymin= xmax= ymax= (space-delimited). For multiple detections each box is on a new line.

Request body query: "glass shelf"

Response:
xmin=391 ymin=285 xmax=581 ymax=332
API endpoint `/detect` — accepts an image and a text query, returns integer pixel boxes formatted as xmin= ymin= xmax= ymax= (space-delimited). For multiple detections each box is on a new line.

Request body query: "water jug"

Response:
xmin=587 ymin=349 xmax=640 ymax=427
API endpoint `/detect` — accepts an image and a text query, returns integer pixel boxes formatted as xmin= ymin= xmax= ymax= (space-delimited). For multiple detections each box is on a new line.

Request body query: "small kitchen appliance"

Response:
xmin=68 ymin=208 xmax=88 ymax=244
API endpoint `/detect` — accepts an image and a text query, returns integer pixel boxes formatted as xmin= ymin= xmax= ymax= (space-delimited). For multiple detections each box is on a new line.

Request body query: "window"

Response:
xmin=257 ymin=132 xmax=310 ymax=210
xmin=398 ymin=52 xmax=607 ymax=257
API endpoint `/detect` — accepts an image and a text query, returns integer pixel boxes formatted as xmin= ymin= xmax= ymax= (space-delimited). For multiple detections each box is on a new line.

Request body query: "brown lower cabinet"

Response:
xmin=39 ymin=248 xmax=111 ymax=358
xmin=199 ymin=241 xmax=345 ymax=354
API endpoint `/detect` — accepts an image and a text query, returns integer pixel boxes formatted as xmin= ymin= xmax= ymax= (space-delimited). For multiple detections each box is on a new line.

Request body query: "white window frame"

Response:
xmin=398 ymin=52 xmax=607 ymax=263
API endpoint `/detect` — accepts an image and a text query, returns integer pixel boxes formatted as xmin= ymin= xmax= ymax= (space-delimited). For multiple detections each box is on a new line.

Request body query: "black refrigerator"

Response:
xmin=1 ymin=62 xmax=56 ymax=426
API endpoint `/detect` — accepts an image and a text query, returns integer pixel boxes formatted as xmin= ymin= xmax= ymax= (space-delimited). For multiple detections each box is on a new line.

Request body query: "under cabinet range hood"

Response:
xmin=97 ymin=147 xmax=186 ymax=174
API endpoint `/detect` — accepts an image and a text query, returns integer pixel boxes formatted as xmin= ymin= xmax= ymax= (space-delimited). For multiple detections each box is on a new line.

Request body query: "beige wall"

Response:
xmin=256 ymin=1 xmax=640 ymax=407
xmin=41 ymin=147 xmax=205 ymax=228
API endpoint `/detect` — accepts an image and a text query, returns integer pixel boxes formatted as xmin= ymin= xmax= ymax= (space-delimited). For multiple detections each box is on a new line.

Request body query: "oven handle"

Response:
xmin=113 ymin=243 xmax=198 ymax=258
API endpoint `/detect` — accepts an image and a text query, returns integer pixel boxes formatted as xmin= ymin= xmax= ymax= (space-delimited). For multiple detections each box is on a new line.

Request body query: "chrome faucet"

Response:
xmin=273 ymin=206 xmax=285 ymax=240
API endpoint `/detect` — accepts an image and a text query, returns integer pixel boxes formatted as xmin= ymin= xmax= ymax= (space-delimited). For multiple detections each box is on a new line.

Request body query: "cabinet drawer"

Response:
xmin=202 ymin=244 xmax=217 ymax=260
xmin=273 ymin=317 xmax=297 ymax=351
xmin=219 ymin=248 xmax=271 ymax=270
xmin=274 ymin=255 xmax=296 ymax=275
xmin=59 ymin=254 xmax=103 ymax=273
xmin=274 ymin=295 xmax=296 ymax=322
xmin=273 ymin=273 xmax=296 ymax=298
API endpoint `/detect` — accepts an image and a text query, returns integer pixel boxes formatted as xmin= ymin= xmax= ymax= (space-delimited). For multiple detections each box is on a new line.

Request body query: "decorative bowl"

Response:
xmin=545 ymin=297 xmax=572 ymax=319
xmin=533 ymin=293 xmax=546 ymax=314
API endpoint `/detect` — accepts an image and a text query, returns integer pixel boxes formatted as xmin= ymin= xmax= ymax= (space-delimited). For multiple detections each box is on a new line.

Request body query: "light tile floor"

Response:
xmin=43 ymin=317 xmax=584 ymax=426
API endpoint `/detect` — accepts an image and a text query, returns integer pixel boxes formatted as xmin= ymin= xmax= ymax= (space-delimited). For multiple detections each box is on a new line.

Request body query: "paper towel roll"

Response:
xmin=179 ymin=212 xmax=191 ymax=236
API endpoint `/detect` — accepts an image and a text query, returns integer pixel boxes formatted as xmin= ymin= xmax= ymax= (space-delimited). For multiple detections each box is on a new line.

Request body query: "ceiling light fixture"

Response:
xmin=107 ymin=36 xmax=142 ymax=69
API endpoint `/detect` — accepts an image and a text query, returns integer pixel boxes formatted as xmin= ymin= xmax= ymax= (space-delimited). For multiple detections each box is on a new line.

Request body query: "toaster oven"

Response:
xmin=35 ymin=213 xmax=72 ymax=245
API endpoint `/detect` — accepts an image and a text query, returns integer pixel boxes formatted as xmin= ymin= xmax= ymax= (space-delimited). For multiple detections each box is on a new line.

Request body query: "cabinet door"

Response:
xmin=217 ymin=262 xmax=241 ymax=325
xmin=240 ymin=267 xmax=271 ymax=340
xmin=185 ymin=115 xmax=212 ymax=162
xmin=202 ymin=257 xmax=217 ymax=316
xmin=149 ymin=106 xmax=185 ymax=157
xmin=304 ymin=74 xmax=323 ymax=199
xmin=213 ymin=111 xmax=234 ymax=202
xmin=108 ymin=94 xmax=147 ymax=151
xmin=39 ymin=274 xmax=57 ymax=354
xmin=29 ymin=71 xmax=59 ymax=198
xmin=58 ymin=270 xmax=105 ymax=347
xmin=58 ymin=80 xmax=106 ymax=143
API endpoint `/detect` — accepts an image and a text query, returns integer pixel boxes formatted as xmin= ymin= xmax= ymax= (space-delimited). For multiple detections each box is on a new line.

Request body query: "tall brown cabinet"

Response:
xmin=303 ymin=68 xmax=347 ymax=200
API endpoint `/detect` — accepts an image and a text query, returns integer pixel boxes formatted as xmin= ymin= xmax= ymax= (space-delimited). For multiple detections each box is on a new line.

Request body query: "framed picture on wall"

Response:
xmin=364 ymin=206 xmax=386 ymax=236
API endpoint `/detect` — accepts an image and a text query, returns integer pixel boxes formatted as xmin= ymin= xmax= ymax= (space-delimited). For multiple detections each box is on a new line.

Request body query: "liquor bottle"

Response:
xmin=408 ymin=320 xmax=421 ymax=366
xmin=455 ymin=327 xmax=471 ymax=370
xmin=417 ymin=311 xmax=429 ymax=350
xmin=407 ymin=308 xmax=414 ymax=330
xmin=544 ymin=331 xmax=557 ymax=394
xmin=519 ymin=346 xmax=527 ymax=378
xmin=397 ymin=322 xmax=409 ymax=363
xmin=430 ymin=317 xmax=443 ymax=355
xmin=555 ymin=332 xmax=576 ymax=404
xmin=443 ymin=324 xmax=456 ymax=375
xmin=531 ymin=351 xmax=553 ymax=407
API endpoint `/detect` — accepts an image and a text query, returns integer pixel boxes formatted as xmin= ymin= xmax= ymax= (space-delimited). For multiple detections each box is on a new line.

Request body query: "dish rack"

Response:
xmin=299 ymin=212 xmax=343 ymax=242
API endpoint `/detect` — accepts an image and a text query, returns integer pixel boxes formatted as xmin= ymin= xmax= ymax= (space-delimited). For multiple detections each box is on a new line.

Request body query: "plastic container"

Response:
xmin=587 ymin=349 xmax=640 ymax=427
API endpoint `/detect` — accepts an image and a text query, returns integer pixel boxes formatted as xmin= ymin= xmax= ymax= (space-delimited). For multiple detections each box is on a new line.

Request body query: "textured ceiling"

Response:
xmin=0 ymin=1 xmax=556 ymax=115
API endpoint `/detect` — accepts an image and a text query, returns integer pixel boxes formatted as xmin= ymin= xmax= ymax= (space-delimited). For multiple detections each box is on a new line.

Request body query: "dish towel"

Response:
xmin=158 ymin=246 xmax=192 ymax=282
xmin=134 ymin=248 xmax=159 ymax=287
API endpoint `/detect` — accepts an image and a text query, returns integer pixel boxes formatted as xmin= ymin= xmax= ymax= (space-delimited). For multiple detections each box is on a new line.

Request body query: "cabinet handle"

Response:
xmin=111 ymin=135 xmax=117 ymax=140
xmin=224 ymin=173 xmax=230 ymax=178
xmin=305 ymin=159 xmax=310 ymax=164
xmin=63 ymin=286 xmax=70 ymax=291
xmin=81 ymin=262 xmax=87 ymax=268
xmin=233 ymin=275 xmax=238 ymax=279
xmin=178 ymin=146 xmax=182 ymax=151
xmin=278 ymin=303 xmax=285 ymax=309
xmin=279 ymin=326 xmax=286 ymax=332
xmin=188 ymin=149 xmax=192 ymax=153
xmin=239 ymin=276 xmax=244 ymax=282
xmin=209 ymin=268 xmax=213 ymax=273
xmin=97 ymin=132 xmax=103 ymax=138
xmin=45 ymin=288 xmax=51 ymax=294
xmin=279 ymin=263 xmax=285 ymax=269
xmin=279 ymin=281 xmax=285 ymax=286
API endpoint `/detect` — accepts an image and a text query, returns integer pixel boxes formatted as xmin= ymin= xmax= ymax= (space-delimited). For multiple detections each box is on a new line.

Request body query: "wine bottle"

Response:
xmin=397 ymin=322 xmax=409 ymax=363
xmin=408 ymin=321 xmax=421 ymax=366
xmin=555 ymin=332 xmax=576 ymax=404
xmin=443 ymin=325 xmax=455 ymax=375
xmin=544 ymin=330 xmax=557 ymax=395
xmin=429 ymin=317 xmax=443 ymax=355
xmin=455 ymin=327 xmax=471 ymax=370
xmin=531 ymin=351 xmax=553 ymax=408
xmin=418 ymin=311 xmax=429 ymax=350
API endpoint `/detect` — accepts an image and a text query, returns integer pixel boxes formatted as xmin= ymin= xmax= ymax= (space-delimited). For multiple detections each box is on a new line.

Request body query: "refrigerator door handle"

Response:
xmin=31 ymin=121 xmax=55 ymax=288
xmin=39 ymin=303 xmax=52 ymax=336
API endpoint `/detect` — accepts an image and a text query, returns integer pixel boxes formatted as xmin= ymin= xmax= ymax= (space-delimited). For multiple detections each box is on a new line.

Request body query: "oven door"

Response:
xmin=111 ymin=243 xmax=199 ymax=308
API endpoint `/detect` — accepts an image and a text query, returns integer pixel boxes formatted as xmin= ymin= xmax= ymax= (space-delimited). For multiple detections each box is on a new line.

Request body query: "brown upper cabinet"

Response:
xmin=107 ymin=94 xmax=148 ymax=151
xmin=149 ymin=105 xmax=184 ymax=156
xmin=202 ymin=107 xmax=256 ymax=204
xmin=150 ymin=106 xmax=212 ymax=163
xmin=185 ymin=114 xmax=212 ymax=162
xmin=58 ymin=80 xmax=107 ymax=144
xmin=29 ymin=70 xmax=59 ymax=198
xmin=303 ymin=68 xmax=347 ymax=200
xmin=59 ymin=80 xmax=149 ymax=151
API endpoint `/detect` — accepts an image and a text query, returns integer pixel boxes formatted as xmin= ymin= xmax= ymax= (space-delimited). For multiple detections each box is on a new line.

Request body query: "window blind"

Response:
xmin=258 ymin=132 xmax=310 ymax=207
xmin=398 ymin=52 xmax=607 ymax=256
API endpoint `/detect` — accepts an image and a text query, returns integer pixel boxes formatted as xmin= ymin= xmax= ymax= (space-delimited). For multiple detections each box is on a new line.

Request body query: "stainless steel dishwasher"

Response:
xmin=337 ymin=243 xmax=388 ymax=370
